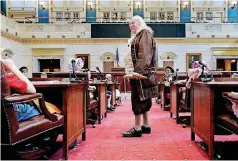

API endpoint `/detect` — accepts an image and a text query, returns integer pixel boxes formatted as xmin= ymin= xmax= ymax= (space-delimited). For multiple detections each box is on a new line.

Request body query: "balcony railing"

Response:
xmin=2 ymin=13 xmax=238 ymax=24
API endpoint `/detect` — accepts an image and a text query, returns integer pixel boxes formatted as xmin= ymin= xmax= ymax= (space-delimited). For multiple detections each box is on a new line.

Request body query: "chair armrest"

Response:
xmin=3 ymin=93 xmax=42 ymax=104
xmin=38 ymin=96 xmax=58 ymax=122
xmin=4 ymin=93 xmax=59 ymax=122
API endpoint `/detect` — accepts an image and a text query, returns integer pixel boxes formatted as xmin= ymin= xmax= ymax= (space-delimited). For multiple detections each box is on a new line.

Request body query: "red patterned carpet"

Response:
xmin=50 ymin=100 xmax=237 ymax=160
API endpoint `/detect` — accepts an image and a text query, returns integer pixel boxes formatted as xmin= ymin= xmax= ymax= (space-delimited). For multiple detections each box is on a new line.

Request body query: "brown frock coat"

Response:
xmin=130 ymin=29 xmax=159 ymax=115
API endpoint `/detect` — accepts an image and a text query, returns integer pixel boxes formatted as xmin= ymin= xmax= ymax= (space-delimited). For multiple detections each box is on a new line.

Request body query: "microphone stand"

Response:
xmin=201 ymin=65 xmax=205 ymax=79
xmin=172 ymin=69 xmax=179 ymax=83
xmin=69 ymin=61 xmax=81 ymax=83
xmin=200 ymin=65 xmax=213 ymax=82
xmin=96 ymin=68 xmax=103 ymax=81
xmin=97 ymin=73 xmax=103 ymax=80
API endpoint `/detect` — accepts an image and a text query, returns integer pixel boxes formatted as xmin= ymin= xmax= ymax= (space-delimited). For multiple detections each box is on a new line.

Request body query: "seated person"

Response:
xmin=87 ymin=70 xmax=97 ymax=96
xmin=105 ymin=74 xmax=115 ymax=111
xmin=19 ymin=66 xmax=28 ymax=77
xmin=178 ymin=61 xmax=214 ymax=88
xmin=116 ymin=87 xmax=121 ymax=103
xmin=162 ymin=66 xmax=174 ymax=108
xmin=177 ymin=61 xmax=213 ymax=112
xmin=1 ymin=59 xmax=61 ymax=122
xmin=114 ymin=77 xmax=122 ymax=104
xmin=163 ymin=66 xmax=174 ymax=84
xmin=87 ymin=70 xmax=109 ymax=111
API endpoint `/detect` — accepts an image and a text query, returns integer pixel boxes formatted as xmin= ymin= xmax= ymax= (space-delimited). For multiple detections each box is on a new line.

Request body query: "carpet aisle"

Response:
xmin=51 ymin=99 xmax=212 ymax=160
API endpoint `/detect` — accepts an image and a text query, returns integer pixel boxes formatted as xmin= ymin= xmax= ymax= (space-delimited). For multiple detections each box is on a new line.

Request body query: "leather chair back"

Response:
xmin=1 ymin=62 xmax=13 ymax=144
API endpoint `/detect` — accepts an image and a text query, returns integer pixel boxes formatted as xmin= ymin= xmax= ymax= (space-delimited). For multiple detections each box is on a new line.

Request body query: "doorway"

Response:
xmin=103 ymin=61 xmax=114 ymax=72
xmin=39 ymin=59 xmax=60 ymax=72
xmin=216 ymin=59 xmax=237 ymax=71
xmin=163 ymin=61 xmax=174 ymax=69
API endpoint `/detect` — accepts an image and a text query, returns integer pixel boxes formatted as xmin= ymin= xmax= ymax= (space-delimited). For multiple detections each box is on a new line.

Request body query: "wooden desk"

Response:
xmin=191 ymin=81 xmax=238 ymax=160
xmin=32 ymin=81 xmax=86 ymax=160
xmin=89 ymin=82 xmax=107 ymax=124
xmin=170 ymin=82 xmax=186 ymax=123
xmin=107 ymin=82 xmax=116 ymax=106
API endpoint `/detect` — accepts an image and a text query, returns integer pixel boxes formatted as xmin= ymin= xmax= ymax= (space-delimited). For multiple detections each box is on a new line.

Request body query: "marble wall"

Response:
xmin=1 ymin=37 xmax=33 ymax=77
xmin=157 ymin=43 xmax=238 ymax=71
xmin=25 ymin=43 xmax=129 ymax=73
xmin=2 ymin=35 xmax=238 ymax=75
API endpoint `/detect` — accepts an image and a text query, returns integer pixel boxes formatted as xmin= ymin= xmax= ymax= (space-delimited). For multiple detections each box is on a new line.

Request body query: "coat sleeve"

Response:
xmin=134 ymin=30 xmax=153 ymax=74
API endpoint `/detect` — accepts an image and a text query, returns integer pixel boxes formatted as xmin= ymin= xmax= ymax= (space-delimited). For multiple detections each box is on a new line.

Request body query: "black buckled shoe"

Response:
xmin=141 ymin=126 xmax=151 ymax=134
xmin=122 ymin=128 xmax=142 ymax=137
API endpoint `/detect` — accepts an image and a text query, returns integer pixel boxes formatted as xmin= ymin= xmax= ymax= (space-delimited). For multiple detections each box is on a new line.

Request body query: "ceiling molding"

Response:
xmin=1 ymin=31 xmax=23 ymax=43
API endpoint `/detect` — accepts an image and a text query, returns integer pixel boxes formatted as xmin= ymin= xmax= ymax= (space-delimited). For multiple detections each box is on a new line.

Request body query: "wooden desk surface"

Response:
xmin=193 ymin=81 xmax=238 ymax=87
xmin=32 ymin=81 xmax=78 ymax=86
xmin=89 ymin=82 xmax=106 ymax=85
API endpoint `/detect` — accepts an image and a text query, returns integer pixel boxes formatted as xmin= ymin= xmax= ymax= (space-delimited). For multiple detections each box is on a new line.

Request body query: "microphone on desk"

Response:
xmin=71 ymin=59 xmax=76 ymax=75
xmin=96 ymin=67 xmax=103 ymax=80
xmin=96 ymin=67 xmax=102 ymax=74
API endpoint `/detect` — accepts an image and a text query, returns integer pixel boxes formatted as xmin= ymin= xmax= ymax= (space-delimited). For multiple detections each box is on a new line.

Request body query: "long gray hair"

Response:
xmin=128 ymin=15 xmax=153 ymax=45
xmin=130 ymin=15 xmax=153 ymax=35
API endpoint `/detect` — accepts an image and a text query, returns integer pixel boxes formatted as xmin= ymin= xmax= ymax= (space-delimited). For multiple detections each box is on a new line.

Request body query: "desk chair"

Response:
xmin=217 ymin=92 xmax=238 ymax=134
xmin=86 ymin=86 xmax=98 ymax=128
xmin=178 ymin=87 xmax=191 ymax=128
xmin=1 ymin=64 xmax=64 ymax=159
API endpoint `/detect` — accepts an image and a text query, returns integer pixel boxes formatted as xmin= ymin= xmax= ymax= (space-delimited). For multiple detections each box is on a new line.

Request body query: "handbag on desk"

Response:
xmin=33 ymin=100 xmax=61 ymax=114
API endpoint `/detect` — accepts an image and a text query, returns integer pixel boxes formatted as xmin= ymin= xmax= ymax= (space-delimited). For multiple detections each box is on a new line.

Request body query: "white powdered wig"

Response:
xmin=128 ymin=15 xmax=153 ymax=46
xmin=131 ymin=15 xmax=153 ymax=35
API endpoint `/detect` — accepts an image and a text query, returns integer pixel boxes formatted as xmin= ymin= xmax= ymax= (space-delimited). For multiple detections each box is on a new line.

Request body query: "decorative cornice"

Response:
xmin=1 ymin=31 xmax=23 ymax=43
xmin=22 ymin=38 xmax=128 ymax=44
xmin=1 ymin=31 xmax=238 ymax=44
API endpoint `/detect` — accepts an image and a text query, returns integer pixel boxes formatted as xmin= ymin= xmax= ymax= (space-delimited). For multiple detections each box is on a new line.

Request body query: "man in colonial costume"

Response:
xmin=122 ymin=16 xmax=158 ymax=137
